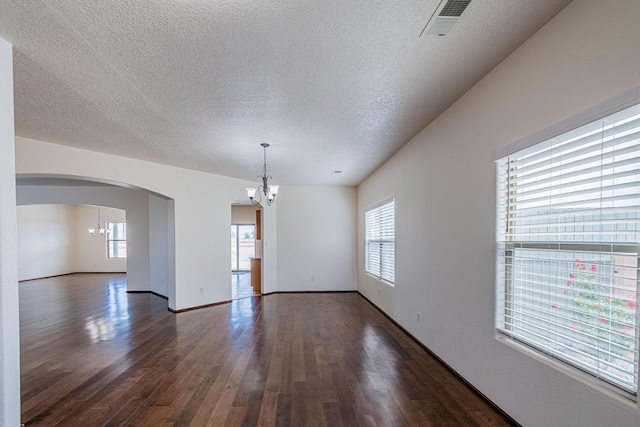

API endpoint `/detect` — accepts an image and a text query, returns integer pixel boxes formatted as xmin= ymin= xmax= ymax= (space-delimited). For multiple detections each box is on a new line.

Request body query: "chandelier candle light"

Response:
xmin=88 ymin=208 xmax=110 ymax=236
xmin=246 ymin=143 xmax=279 ymax=206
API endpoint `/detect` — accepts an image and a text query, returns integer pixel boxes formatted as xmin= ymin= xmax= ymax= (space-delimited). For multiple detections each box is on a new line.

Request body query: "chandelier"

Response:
xmin=88 ymin=208 xmax=110 ymax=236
xmin=246 ymin=143 xmax=279 ymax=206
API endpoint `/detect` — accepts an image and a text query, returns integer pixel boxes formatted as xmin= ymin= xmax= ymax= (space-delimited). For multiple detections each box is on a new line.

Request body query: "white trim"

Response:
xmin=494 ymin=86 xmax=640 ymax=161
xmin=0 ymin=37 xmax=19 ymax=427
xmin=365 ymin=196 xmax=395 ymax=212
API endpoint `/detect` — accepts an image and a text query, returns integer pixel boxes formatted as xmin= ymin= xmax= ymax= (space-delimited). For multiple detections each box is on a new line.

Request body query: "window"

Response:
xmin=107 ymin=222 xmax=126 ymax=259
xmin=496 ymin=103 xmax=640 ymax=396
xmin=365 ymin=198 xmax=395 ymax=283
xmin=231 ymin=224 xmax=255 ymax=271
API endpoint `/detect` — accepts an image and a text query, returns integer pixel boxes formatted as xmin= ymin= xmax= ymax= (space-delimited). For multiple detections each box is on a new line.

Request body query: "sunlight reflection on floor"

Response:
xmin=84 ymin=278 xmax=131 ymax=343
xmin=231 ymin=271 xmax=257 ymax=300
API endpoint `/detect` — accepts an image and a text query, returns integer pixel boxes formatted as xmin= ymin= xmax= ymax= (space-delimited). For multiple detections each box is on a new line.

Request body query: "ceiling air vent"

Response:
xmin=420 ymin=0 xmax=471 ymax=37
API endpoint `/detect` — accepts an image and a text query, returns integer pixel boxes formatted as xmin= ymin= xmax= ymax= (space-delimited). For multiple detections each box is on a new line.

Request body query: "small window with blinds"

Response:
xmin=365 ymin=198 xmax=395 ymax=284
xmin=107 ymin=222 xmax=127 ymax=259
xmin=496 ymin=103 xmax=640 ymax=396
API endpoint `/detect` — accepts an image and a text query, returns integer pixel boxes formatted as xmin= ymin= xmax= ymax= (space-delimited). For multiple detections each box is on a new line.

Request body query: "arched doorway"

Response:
xmin=16 ymin=174 xmax=175 ymax=304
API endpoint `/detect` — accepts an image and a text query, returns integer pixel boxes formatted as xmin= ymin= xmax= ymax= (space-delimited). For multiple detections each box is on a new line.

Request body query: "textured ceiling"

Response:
xmin=1 ymin=0 xmax=572 ymax=186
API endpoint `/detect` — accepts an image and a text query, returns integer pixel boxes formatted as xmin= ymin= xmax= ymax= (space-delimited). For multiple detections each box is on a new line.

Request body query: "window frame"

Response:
xmin=231 ymin=223 xmax=256 ymax=272
xmin=106 ymin=222 xmax=127 ymax=259
xmin=365 ymin=197 xmax=395 ymax=284
xmin=494 ymin=91 xmax=640 ymax=398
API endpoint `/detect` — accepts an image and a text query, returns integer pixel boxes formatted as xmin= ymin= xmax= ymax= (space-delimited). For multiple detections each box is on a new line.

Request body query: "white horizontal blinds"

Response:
xmin=365 ymin=199 xmax=395 ymax=283
xmin=496 ymin=104 xmax=640 ymax=395
xmin=497 ymin=106 xmax=640 ymax=244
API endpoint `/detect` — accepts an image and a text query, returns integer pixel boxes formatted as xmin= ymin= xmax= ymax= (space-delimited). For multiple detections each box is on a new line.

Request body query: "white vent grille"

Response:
xmin=420 ymin=0 xmax=471 ymax=37
xmin=440 ymin=0 xmax=471 ymax=17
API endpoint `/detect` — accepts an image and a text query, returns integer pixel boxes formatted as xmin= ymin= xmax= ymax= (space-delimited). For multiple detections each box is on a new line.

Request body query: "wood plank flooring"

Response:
xmin=19 ymin=273 xmax=516 ymax=426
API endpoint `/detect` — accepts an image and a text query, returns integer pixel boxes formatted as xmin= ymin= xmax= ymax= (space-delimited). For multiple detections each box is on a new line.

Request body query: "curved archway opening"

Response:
xmin=16 ymin=173 xmax=176 ymax=307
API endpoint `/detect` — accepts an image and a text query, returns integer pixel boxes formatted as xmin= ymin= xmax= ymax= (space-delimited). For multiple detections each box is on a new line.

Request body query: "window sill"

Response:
xmin=495 ymin=334 xmax=638 ymax=407
xmin=365 ymin=273 xmax=395 ymax=287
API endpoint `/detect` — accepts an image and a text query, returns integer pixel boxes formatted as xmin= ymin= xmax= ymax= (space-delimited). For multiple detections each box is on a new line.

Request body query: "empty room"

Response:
xmin=1 ymin=0 xmax=640 ymax=426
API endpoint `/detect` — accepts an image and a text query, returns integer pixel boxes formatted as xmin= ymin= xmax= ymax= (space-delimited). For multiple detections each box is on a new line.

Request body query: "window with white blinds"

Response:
xmin=496 ymin=103 xmax=640 ymax=396
xmin=107 ymin=222 xmax=127 ymax=259
xmin=365 ymin=199 xmax=395 ymax=283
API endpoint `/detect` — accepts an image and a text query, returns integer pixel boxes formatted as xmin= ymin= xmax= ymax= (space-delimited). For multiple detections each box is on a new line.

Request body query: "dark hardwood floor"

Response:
xmin=19 ymin=273 xmax=515 ymax=426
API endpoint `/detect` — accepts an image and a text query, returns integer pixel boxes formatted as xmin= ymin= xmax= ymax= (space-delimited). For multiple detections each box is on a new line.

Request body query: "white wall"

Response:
xmin=277 ymin=186 xmax=357 ymax=292
xmin=74 ymin=205 xmax=126 ymax=273
xmin=17 ymin=204 xmax=127 ymax=280
xmin=149 ymin=194 xmax=169 ymax=296
xmin=15 ymin=139 xmax=272 ymax=310
xmin=17 ymin=204 xmax=76 ymax=280
xmin=15 ymin=139 xmax=360 ymax=304
xmin=0 ymin=36 xmax=20 ymax=427
xmin=357 ymin=0 xmax=640 ymax=426
xmin=231 ymin=205 xmax=259 ymax=224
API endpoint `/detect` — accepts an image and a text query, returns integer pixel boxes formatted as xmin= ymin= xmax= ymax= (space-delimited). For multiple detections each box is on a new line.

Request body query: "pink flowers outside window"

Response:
xmin=560 ymin=259 xmax=636 ymax=359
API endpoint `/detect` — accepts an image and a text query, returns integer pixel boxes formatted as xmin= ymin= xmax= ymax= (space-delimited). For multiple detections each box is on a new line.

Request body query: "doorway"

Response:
xmin=231 ymin=224 xmax=255 ymax=271
xmin=231 ymin=224 xmax=255 ymax=299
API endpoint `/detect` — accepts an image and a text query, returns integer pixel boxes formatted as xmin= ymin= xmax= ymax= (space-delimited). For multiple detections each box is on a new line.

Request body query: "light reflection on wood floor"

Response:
xmin=231 ymin=271 xmax=256 ymax=300
xmin=19 ymin=273 xmax=516 ymax=426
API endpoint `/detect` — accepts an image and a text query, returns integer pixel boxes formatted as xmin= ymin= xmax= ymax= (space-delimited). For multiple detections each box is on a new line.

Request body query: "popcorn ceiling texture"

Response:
xmin=0 ymin=0 xmax=571 ymax=186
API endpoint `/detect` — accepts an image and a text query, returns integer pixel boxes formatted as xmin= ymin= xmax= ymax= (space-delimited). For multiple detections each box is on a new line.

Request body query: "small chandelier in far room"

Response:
xmin=246 ymin=143 xmax=279 ymax=206
xmin=88 ymin=208 xmax=110 ymax=236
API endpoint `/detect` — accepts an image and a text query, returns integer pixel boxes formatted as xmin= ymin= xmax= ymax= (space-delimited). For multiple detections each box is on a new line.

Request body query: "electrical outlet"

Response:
xmin=378 ymin=288 xmax=381 ymax=296
xmin=200 ymin=287 xmax=204 ymax=293
xmin=311 ymin=276 xmax=315 ymax=282
xmin=416 ymin=311 xmax=421 ymax=322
